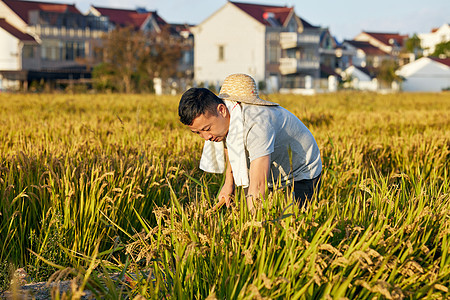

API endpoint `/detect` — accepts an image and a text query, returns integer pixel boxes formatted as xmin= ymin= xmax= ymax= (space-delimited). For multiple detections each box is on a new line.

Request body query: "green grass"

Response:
xmin=0 ymin=92 xmax=449 ymax=299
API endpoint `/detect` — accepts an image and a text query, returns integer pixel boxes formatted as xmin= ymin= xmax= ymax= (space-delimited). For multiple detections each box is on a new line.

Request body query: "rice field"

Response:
xmin=0 ymin=92 xmax=449 ymax=299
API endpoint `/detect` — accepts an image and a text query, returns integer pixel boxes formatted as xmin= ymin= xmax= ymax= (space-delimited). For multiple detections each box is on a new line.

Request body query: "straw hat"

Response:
xmin=218 ymin=73 xmax=278 ymax=106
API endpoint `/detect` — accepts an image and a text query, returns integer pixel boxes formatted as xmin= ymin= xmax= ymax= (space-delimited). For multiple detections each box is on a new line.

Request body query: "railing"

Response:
xmin=279 ymin=58 xmax=319 ymax=75
xmin=29 ymin=25 xmax=107 ymax=39
xmin=280 ymin=32 xmax=320 ymax=49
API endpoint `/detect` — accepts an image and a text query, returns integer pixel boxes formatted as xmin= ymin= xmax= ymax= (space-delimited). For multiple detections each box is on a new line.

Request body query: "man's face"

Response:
xmin=188 ymin=104 xmax=230 ymax=142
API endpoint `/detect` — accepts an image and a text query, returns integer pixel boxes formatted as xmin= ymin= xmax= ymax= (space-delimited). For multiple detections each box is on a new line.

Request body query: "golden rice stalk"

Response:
xmin=260 ymin=273 xmax=272 ymax=289
xmin=434 ymin=284 xmax=448 ymax=293
xmin=399 ymin=260 xmax=424 ymax=277
xmin=319 ymin=243 xmax=343 ymax=257
xmin=242 ymin=249 xmax=254 ymax=265
xmin=205 ymin=291 xmax=218 ymax=300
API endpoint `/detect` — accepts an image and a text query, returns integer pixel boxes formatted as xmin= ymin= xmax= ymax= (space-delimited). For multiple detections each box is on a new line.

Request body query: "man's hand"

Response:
xmin=214 ymin=148 xmax=235 ymax=210
xmin=217 ymin=184 xmax=234 ymax=208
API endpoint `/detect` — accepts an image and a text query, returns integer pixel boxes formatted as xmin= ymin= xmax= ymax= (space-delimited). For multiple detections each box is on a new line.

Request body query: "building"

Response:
xmin=353 ymin=31 xmax=408 ymax=57
xmin=0 ymin=18 xmax=37 ymax=89
xmin=88 ymin=6 xmax=167 ymax=32
xmin=0 ymin=0 xmax=109 ymax=91
xmin=341 ymin=65 xmax=378 ymax=91
xmin=89 ymin=5 xmax=194 ymax=94
xmin=419 ymin=23 xmax=450 ymax=57
xmin=342 ymin=40 xmax=392 ymax=68
xmin=396 ymin=57 xmax=450 ymax=92
xmin=352 ymin=31 xmax=414 ymax=67
xmin=191 ymin=1 xmax=323 ymax=93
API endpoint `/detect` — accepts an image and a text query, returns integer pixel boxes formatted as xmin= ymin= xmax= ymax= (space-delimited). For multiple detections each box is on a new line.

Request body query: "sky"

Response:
xmin=51 ymin=0 xmax=449 ymax=42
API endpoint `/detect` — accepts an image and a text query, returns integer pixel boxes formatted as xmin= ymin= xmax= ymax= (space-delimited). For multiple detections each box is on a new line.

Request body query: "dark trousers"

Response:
xmin=293 ymin=173 xmax=321 ymax=206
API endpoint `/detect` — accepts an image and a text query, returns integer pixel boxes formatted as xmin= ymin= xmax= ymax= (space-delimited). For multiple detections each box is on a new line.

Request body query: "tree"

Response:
xmin=142 ymin=27 xmax=183 ymax=81
xmin=404 ymin=34 xmax=423 ymax=57
xmin=376 ymin=59 xmax=402 ymax=87
xmin=431 ymin=41 xmax=450 ymax=58
xmin=93 ymin=25 xmax=181 ymax=93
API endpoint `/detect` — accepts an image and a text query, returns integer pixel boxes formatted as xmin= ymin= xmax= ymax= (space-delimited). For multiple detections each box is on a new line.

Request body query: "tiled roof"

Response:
xmin=362 ymin=32 xmax=408 ymax=47
xmin=429 ymin=57 xmax=450 ymax=67
xmin=0 ymin=18 xmax=37 ymax=42
xmin=230 ymin=1 xmax=294 ymax=27
xmin=92 ymin=6 xmax=166 ymax=30
xmin=344 ymin=40 xmax=389 ymax=56
xmin=3 ymin=0 xmax=81 ymax=24
xmin=299 ymin=17 xmax=319 ymax=29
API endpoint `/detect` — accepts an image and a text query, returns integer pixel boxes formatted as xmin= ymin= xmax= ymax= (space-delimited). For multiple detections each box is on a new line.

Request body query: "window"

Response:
xmin=182 ymin=50 xmax=192 ymax=64
xmin=287 ymin=19 xmax=297 ymax=33
xmin=267 ymin=33 xmax=280 ymax=64
xmin=218 ymin=45 xmax=225 ymax=61
xmin=22 ymin=45 xmax=35 ymax=58
xmin=65 ymin=42 xmax=74 ymax=60
xmin=268 ymin=44 xmax=279 ymax=63
xmin=65 ymin=41 xmax=85 ymax=61
xmin=41 ymin=40 xmax=85 ymax=61
xmin=41 ymin=40 xmax=60 ymax=61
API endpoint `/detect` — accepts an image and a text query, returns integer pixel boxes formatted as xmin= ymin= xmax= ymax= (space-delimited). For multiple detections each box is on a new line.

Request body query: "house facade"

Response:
xmin=0 ymin=0 xmax=109 ymax=91
xmin=419 ymin=23 xmax=450 ymax=56
xmin=353 ymin=32 xmax=408 ymax=57
xmin=342 ymin=40 xmax=391 ymax=68
xmin=340 ymin=33 xmax=409 ymax=91
xmin=191 ymin=1 xmax=322 ymax=93
xmin=0 ymin=0 xmax=193 ymax=92
xmin=396 ymin=57 xmax=450 ymax=92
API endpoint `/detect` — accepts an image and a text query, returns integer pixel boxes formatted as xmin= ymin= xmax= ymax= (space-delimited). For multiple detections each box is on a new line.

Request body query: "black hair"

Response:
xmin=178 ymin=88 xmax=225 ymax=125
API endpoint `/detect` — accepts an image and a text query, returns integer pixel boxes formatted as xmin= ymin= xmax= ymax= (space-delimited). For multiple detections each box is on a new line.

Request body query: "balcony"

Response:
xmin=280 ymin=32 xmax=320 ymax=49
xmin=279 ymin=58 xmax=319 ymax=75
xmin=30 ymin=25 xmax=107 ymax=39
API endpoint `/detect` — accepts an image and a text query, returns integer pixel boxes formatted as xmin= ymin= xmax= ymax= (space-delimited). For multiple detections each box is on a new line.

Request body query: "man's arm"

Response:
xmin=246 ymin=154 xmax=271 ymax=213
xmin=217 ymin=148 xmax=235 ymax=208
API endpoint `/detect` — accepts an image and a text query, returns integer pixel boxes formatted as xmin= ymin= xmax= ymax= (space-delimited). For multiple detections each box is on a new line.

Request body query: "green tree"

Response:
xmin=376 ymin=59 xmax=401 ymax=87
xmin=92 ymin=62 xmax=117 ymax=92
xmin=404 ymin=34 xmax=423 ymax=57
xmin=431 ymin=40 xmax=450 ymax=58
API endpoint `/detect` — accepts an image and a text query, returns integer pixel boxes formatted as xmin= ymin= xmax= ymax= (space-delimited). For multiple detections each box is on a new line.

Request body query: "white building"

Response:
xmin=191 ymin=1 xmax=322 ymax=93
xmin=341 ymin=65 xmax=378 ymax=91
xmin=396 ymin=57 xmax=450 ymax=92
xmin=419 ymin=23 xmax=450 ymax=56
xmin=0 ymin=18 xmax=38 ymax=89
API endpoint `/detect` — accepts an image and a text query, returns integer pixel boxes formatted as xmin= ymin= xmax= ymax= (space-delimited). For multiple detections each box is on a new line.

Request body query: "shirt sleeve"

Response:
xmin=245 ymin=120 xmax=275 ymax=162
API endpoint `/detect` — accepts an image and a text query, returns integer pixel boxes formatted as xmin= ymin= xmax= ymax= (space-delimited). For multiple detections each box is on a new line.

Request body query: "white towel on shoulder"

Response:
xmin=199 ymin=100 xmax=249 ymax=187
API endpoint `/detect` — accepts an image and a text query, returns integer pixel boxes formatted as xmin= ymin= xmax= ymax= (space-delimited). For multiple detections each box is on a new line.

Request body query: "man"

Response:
xmin=178 ymin=74 xmax=322 ymax=212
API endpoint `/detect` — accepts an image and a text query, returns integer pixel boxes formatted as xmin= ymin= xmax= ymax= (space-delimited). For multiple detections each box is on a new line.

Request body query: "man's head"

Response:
xmin=178 ymin=88 xmax=230 ymax=142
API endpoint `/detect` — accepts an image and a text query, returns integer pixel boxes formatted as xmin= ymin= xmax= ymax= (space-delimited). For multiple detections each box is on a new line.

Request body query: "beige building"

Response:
xmin=191 ymin=1 xmax=322 ymax=93
xmin=0 ymin=0 xmax=108 ymax=91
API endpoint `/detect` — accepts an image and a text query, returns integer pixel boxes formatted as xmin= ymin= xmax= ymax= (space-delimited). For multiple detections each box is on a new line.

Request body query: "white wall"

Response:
xmin=398 ymin=59 xmax=450 ymax=92
xmin=192 ymin=3 xmax=266 ymax=85
xmin=0 ymin=28 xmax=20 ymax=70
xmin=419 ymin=24 xmax=450 ymax=56
xmin=342 ymin=66 xmax=378 ymax=91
